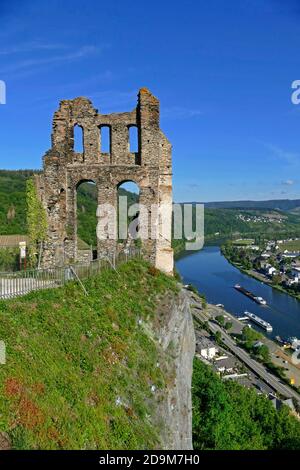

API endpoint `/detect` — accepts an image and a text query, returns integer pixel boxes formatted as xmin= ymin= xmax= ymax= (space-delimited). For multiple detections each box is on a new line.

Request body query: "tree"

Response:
xmin=242 ymin=326 xmax=262 ymax=349
xmin=225 ymin=321 xmax=233 ymax=331
xmin=255 ymin=344 xmax=271 ymax=363
xmin=192 ymin=358 xmax=300 ymax=450
xmin=215 ymin=315 xmax=225 ymax=326
xmin=253 ymin=258 xmax=261 ymax=271
xmin=272 ymin=274 xmax=282 ymax=286
xmin=26 ymin=178 xmax=48 ymax=266
xmin=200 ymin=293 xmax=207 ymax=309
xmin=214 ymin=330 xmax=222 ymax=344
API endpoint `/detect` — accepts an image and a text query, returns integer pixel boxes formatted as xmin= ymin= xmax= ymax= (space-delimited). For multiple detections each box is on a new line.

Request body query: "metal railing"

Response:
xmin=0 ymin=247 xmax=141 ymax=300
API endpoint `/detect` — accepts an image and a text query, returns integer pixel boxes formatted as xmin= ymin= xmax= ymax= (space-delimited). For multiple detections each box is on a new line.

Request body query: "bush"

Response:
xmin=192 ymin=358 xmax=300 ymax=450
xmin=215 ymin=315 xmax=225 ymax=326
xmin=0 ymin=248 xmax=19 ymax=272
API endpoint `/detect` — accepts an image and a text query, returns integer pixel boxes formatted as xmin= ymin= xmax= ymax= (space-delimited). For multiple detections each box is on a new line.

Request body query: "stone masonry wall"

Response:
xmin=36 ymin=88 xmax=174 ymax=274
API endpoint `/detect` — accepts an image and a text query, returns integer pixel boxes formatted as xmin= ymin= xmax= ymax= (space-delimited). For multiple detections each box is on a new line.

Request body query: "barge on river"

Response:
xmin=234 ymin=284 xmax=267 ymax=305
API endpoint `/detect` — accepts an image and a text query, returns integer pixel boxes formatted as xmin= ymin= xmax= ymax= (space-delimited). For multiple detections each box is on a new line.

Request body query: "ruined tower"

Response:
xmin=36 ymin=88 xmax=174 ymax=274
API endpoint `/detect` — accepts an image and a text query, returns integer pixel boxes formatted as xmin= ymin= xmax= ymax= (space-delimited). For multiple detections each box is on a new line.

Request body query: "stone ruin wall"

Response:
xmin=36 ymin=88 xmax=174 ymax=275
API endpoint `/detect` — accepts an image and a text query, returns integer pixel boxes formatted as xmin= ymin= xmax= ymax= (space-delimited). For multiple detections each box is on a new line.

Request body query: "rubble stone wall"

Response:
xmin=36 ymin=88 xmax=174 ymax=274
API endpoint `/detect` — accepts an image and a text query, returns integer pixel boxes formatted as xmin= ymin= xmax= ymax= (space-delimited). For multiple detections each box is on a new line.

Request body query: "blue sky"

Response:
xmin=0 ymin=0 xmax=300 ymax=202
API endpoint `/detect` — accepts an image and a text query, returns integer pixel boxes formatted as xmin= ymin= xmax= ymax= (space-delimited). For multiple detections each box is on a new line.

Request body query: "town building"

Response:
xmin=197 ymin=337 xmax=217 ymax=360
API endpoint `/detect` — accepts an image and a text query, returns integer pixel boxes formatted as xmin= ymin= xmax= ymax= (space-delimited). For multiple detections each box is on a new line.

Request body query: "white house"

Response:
xmin=261 ymin=253 xmax=271 ymax=259
xmin=265 ymin=265 xmax=277 ymax=276
xmin=197 ymin=337 xmax=217 ymax=360
xmin=214 ymin=356 xmax=237 ymax=373
xmin=282 ymin=251 xmax=300 ymax=259
xmin=247 ymin=245 xmax=260 ymax=251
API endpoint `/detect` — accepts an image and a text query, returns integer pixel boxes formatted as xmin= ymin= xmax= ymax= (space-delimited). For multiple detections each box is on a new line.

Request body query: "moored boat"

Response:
xmin=244 ymin=310 xmax=273 ymax=332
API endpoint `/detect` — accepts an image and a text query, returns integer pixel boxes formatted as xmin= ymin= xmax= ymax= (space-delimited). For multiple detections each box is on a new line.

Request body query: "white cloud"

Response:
xmin=0 ymin=41 xmax=68 ymax=56
xmin=282 ymin=179 xmax=295 ymax=186
xmin=0 ymin=45 xmax=106 ymax=75
xmin=263 ymin=143 xmax=300 ymax=165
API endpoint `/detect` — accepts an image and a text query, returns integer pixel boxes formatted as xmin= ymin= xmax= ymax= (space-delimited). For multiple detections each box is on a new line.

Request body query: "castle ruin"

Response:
xmin=36 ymin=88 xmax=174 ymax=274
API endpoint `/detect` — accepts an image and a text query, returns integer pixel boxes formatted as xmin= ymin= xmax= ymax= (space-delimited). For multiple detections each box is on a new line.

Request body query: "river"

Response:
xmin=176 ymin=246 xmax=300 ymax=340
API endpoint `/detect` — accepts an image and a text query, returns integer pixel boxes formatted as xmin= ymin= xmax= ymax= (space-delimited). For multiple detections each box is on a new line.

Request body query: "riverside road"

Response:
xmin=190 ymin=295 xmax=300 ymax=405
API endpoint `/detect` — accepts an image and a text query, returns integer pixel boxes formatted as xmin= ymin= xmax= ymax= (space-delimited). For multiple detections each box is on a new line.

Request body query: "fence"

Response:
xmin=0 ymin=247 xmax=141 ymax=300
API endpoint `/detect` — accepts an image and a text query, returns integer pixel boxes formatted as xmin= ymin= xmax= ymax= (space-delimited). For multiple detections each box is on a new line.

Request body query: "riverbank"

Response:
xmin=186 ymin=286 xmax=300 ymax=402
xmin=176 ymin=245 xmax=300 ymax=341
xmin=202 ymin=302 xmax=300 ymax=391
xmin=221 ymin=248 xmax=300 ymax=302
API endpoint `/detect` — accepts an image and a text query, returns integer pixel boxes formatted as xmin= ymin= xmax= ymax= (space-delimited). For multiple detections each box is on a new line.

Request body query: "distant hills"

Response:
xmin=190 ymin=199 xmax=300 ymax=211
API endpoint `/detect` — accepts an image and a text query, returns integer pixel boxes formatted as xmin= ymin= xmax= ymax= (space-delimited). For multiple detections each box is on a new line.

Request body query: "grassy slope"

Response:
xmin=1 ymin=257 xmax=300 ymax=451
xmin=281 ymin=239 xmax=300 ymax=251
xmin=0 ymin=260 xmax=178 ymax=449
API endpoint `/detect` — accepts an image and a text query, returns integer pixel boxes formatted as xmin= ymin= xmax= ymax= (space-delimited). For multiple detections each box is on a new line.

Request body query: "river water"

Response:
xmin=176 ymin=246 xmax=300 ymax=340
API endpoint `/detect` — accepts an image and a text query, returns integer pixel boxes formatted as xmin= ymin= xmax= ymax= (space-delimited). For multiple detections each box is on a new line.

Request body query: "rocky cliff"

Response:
xmin=153 ymin=288 xmax=195 ymax=449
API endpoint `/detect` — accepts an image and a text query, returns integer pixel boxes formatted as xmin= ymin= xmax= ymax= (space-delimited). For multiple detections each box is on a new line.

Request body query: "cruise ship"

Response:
xmin=244 ymin=311 xmax=273 ymax=332
xmin=234 ymin=284 xmax=267 ymax=305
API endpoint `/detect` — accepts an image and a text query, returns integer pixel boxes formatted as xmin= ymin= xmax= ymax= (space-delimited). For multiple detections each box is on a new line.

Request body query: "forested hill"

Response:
xmin=0 ymin=170 xmax=138 ymax=246
xmin=199 ymin=199 xmax=300 ymax=211
xmin=0 ymin=170 xmax=38 ymax=235
xmin=1 ymin=170 xmax=300 ymax=247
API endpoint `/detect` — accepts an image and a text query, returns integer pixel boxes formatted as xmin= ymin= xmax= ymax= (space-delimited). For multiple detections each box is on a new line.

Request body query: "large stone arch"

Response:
xmin=36 ymin=88 xmax=174 ymax=274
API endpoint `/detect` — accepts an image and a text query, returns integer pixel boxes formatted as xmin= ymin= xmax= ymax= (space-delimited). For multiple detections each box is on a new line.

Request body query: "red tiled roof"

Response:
xmin=0 ymin=235 xmax=29 ymax=247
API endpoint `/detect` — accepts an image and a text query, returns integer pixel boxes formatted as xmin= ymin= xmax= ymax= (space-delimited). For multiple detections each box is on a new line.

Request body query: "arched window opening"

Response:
xmin=117 ymin=181 xmax=140 ymax=247
xmin=74 ymin=125 xmax=84 ymax=153
xmin=128 ymin=126 xmax=139 ymax=153
xmin=76 ymin=180 xmax=98 ymax=260
xmin=100 ymin=126 xmax=111 ymax=153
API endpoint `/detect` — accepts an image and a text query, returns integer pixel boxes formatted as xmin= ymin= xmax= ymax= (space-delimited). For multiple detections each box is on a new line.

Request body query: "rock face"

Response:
xmin=36 ymin=88 xmax=174 ymax=274
xmin=0 ymin=432 xmax=11 ymax=450
xmin=153 ymin=287 xmax=195 ymax=450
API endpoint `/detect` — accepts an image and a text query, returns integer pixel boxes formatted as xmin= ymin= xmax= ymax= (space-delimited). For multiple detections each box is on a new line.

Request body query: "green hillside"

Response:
xmin=173 ymin=207 xmax=300 ymax=254
xmin=193 ymin=359 xmax=300 ymax=449
xmin=1 ymin=170 xmax=300 ymax=252
xmin=204 ymin=208 xmax=300 ymax=240
xmin=203 ymin=199 xmax=300 ymax=211
xmin=0 ymin=171 xmax=137 ymax=248
xmin=290 ymin=207 xmax=300 ymax=216
xmin=0 ymin=170 xmax=37 ymax=235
